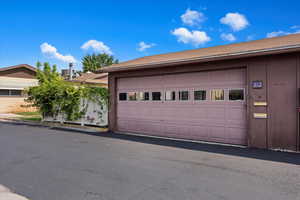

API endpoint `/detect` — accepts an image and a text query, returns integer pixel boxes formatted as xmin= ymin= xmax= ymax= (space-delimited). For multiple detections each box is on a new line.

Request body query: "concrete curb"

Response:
xmin=0 ymin=118 xmax=107 ymax=135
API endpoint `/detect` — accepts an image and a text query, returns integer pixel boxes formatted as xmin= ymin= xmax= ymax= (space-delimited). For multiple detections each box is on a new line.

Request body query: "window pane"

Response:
xmin=211 ymin=89 xmax=224 ymax=101
xmin=152 ymin=92 xmax=161 ymax=101
xmin=128 ymin=92 xmax=137 ymax=101
xmin=144 ymin=92 xmax=150 ymax=101
xmin=10 ymin=90 xmax=22 ymax=96
xmin=138 ymin=92 xmax=150 ymax=101
xmin=119 ymin=93 xmax=127 ymax=101
xmin=0 ymin=89 xmax=9 ymax=96
xmin=229 ymin=89 xmax=244 ymax=101
xmin=179 ymin=91 xmax=189 ymax=101
xmin=194 ymin=90 xmax=206 ymax=101
xmin=165 ymin=91 xmax=176 ymax=101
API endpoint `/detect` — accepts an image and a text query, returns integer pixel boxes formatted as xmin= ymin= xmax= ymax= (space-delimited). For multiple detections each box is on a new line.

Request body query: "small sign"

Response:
xmin=254 ymin=102 xmax=267 ymax=106
xmin=253 ymin=113 xmax=268 ymax=119
xmin=252 ymin=80 xmax=263 ymax=89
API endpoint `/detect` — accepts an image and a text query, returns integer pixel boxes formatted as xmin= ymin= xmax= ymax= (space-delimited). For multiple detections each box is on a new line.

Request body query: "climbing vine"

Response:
xmin=26 ymin=62 xmax=109 ymax=121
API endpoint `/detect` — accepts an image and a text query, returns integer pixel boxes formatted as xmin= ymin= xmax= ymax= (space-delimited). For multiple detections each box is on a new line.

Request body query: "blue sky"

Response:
xmin=1 ymin=0 xmax=300 ymax=71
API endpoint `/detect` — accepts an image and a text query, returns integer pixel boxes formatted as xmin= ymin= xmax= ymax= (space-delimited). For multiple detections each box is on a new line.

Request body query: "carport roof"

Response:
xmin=100 ymin=33 xmax=300 ymax=73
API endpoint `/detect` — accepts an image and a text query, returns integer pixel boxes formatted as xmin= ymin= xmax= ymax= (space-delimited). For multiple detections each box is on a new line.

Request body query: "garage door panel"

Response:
xmin=228 ymin=69 xmax=245 ymax=83
xmin=189 ymin=126 xmax=209 ymax=139
xmin=228 ymin=128 xmax=247 ymax=140
xmin=206 ymin=107 xmax=226 ymax=120
xmin=118 ymin=119 xmax=162 ymax=134
xmin=226 ymin=108 xmax=246 ymax=121
xmin=117 ymin=68 xmax=247 ymax=145
xmin=210 ymin=70 xmax=230 ymax=83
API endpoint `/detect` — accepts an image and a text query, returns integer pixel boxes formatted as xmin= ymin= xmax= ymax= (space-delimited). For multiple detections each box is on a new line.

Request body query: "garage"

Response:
xmin=117 ymin=68 xmax=247 ymax=145
xmin=103 ymin=33 xmax=300 ymax=151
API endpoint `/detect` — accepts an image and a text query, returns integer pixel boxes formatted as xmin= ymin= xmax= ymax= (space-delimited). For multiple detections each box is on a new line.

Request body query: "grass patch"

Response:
xmin=14 ymin=111 xmax=42 ymax=122
xmin=15 ymin=111 xmax=40 ymax=116
xmin=19 ymin=116 xmax=42 ymax=122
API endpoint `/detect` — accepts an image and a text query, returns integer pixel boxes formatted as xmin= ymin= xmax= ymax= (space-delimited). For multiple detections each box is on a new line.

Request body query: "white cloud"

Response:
xmin=291 ymin=25 xmax=300 ymax=29
xmin=266 ymin=29 xmax=300 ymax=38
xmin=220 ymin=33 xmax=236 ymax=42
xmin=137 ymin=42 xmax=156 ymax=52
xmin=40 ymin=43 xmax=76 ymax=63
xmin=171 ymin=27 xmax=211 ymax=46
xmin=81 ymin=40 xmax=112 ymax=55
xmin=181 ymin=9 xmax=205 ymax=26
xmin=266 ymin=31 xmax=289 ymax=38
xmin=220 ymin=12 xmax=249 ymax=31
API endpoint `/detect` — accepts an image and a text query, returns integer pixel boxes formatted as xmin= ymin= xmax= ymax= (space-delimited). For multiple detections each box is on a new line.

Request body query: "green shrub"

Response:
xmin=26 ymin=62 xmax=108 ymax=121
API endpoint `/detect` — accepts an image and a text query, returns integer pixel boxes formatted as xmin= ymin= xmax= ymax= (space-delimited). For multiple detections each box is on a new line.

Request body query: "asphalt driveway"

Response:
xmin=0 ymin=122 xmax=299 ymax=200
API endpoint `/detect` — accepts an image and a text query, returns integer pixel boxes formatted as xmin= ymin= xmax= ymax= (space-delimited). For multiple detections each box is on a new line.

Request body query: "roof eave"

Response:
xmin=0 ymin=64 xmax=37 ymax=72
xmin=100 ymin=45 xmax=300 ymax=73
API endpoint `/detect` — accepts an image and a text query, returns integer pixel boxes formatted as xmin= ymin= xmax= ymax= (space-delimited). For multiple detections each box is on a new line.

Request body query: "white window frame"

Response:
xmin=210 ymin=89 xmax=225 ymax=101
xmin=228 ymin=88 xmax=245 ymax=102
xmin=151 ymin=91 xmax=163 ymax=101
xmin=178 ymin=90 xmax=190 ymax=101
xmin=128 ymin=91 xmax=138 ymax=101
xmin=193 ymin=89 xmax=208 ymax=102
xmin=164 ymin=90 xmax=176 ymax=102
xmin=137 ymin=91 xmax=150 ymax=101
xmin=0 ymin=89 xmax=23 ymax=97
xmin=118 ymin=92 xmax=127 ymax=101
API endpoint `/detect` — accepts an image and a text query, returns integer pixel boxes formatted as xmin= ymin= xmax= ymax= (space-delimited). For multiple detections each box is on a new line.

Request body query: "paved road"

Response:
xmin=0 ymin=122 xmax=299 ymax=200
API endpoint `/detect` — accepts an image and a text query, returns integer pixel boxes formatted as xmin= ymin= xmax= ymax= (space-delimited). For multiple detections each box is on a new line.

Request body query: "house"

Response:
xmin=101 ymin=33 xmax=300 ymax=151
xmin=0 ymin=64 xmax=38 ymax=113
xmin=70 ymin=72 xmax=108 ymax=88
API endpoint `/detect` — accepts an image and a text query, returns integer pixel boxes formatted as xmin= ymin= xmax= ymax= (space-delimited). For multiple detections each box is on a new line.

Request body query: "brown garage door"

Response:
xmin=117 ymin=68 xmax=247 ymax=145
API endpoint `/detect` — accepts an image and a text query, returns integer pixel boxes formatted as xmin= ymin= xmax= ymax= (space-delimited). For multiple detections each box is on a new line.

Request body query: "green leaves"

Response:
xmin=26 ymin=62 xmax=109 ymax=121
xmin=82 ymin=53 xmax=118 ymax=73
xmin=36 ymin=62 xmax=61 ymax=84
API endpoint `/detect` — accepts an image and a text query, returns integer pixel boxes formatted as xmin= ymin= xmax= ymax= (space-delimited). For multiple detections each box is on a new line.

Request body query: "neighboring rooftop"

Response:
xmin=101 ymin=33 xmax=300 ymax=73
xmin=71 ymin=72 xmax=108 ymax=86
xmin=0 ymin=64 xmax=37 ymax=79
xmin=0 ymin=64 xmax=36 ymax=72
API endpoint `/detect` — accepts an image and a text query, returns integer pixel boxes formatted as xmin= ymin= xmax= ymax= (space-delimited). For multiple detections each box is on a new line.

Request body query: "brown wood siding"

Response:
xmin=108 ymin=75 xmax=117 ymax=132
xmin=298 ymin=53 xmax=300 ymax=151
xmin=108 ymin=52 xmax=300 ymax=151
xmin=267 ymin=54 xmax=298 ymax=151
xmin=0 ymin=68 xmax=36 ymax=79
xmin=247 ymin=58 xmax=268 ymax=149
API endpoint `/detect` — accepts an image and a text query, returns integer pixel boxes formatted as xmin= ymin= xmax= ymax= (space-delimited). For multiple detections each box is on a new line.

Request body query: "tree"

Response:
xmin=35 ymin=61 xmax=60 ymax=84
xmin=82 ymin=53 xmax=118 ymax=73
xmin=26 ymin=62 xmax=109 ymax=121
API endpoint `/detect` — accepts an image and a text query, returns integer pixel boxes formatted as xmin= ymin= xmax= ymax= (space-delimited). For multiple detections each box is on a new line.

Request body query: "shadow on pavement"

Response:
xmin=2 ymin=121 xmax=299 ymax=165
xmin=69 ymin=129 xmax=300 ymax=166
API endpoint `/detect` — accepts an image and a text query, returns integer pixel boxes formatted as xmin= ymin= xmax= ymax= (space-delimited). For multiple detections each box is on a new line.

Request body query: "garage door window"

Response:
xmin=179 ymin=91 xmax=189 ymax=101
xmin=194 ymin=90 xmax=206 ymax=101
xmin=152 ymin=92 xmax=161 ymax=101
xmin=139 ymin=92 xmax=150 ymax=101
xmin=128 ymin=92 xmax=137 ymax=101
xmin=211 ymin=89 xmax=224 ymax=101
xmin=229 ymin=89 xmax=244 ymax=101
xmin=119 ymin=93 xmax=127 ymax=101
xmin=165 ymin=91 xmax=176 ymax=101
